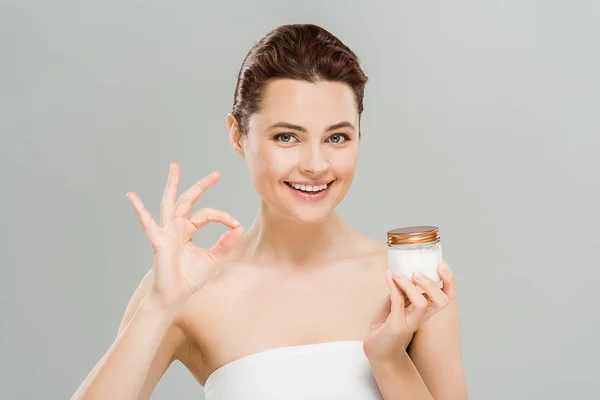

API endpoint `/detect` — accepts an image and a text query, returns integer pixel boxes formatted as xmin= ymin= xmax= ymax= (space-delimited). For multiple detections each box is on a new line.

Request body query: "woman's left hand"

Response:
xmin=363 ymin=261 xmax=457 ymax=364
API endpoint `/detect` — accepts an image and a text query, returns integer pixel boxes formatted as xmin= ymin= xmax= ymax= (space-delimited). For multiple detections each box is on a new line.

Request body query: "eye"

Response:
xmin=327 ymin=133 xmax=350 ymax=144
xmin=273 ymin=133 xmax=297 ymax=143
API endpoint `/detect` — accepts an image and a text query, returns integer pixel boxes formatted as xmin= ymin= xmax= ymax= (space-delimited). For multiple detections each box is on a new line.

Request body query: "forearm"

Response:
xmin=369 ymin=351 xmax=434 ymax=400
xmin=72 ymin=297 xmax=179 ymax=400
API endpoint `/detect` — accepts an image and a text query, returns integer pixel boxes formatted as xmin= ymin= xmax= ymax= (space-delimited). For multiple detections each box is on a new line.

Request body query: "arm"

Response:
xmin=366 ymin=262 xmax=467 ymax=400
xmin=407 ymin=301 xmax=467 ymax=399
xmin=370 ymin=302 xmax=466 ymax=400
xmin=72 ymin=164 xmax=243 ymax=399
xmin=72 ymin=270 xmax=188 ymax=400
xmin=370 ymin=351 xmax=434 ymax=400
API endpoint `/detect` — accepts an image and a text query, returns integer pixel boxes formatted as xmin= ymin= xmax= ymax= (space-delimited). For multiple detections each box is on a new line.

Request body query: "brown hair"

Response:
xmin=231 ymin=24 xmax=369 ymax=136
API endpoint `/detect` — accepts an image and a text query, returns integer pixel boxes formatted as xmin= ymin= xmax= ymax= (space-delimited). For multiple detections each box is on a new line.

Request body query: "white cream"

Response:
xmin=388 ymin=243 xmax=442 ymax=282
xmin=387 ymin=226 xmax=443 ymax=283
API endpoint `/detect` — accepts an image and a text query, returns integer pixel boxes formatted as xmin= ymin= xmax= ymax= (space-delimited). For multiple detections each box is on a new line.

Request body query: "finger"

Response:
xmin=392 ymin=273 xmax=428 ymax=327
xmin=126 ymin=191 xmax=161 ymax=242
xmin=438 ymin=261 xmax=457 ymax=300
xmin=189 ymin=207 xmax=241 ymax=230
xmin=412 ymin=272 xmax=449 ymax=309
xmin=175 ymin=171 xmax=220 ymax=218
xmin=160 ymin=162 xmax=180 ymax=226
xmin=209 ymin=225 xmax=244 ymax=260
xmin=386 ymin=270 xmax=405 ymax=330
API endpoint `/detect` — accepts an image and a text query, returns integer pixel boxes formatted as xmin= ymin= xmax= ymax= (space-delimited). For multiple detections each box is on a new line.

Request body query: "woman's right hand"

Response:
xmin=125 ymin=162 xmax=244 ymax=308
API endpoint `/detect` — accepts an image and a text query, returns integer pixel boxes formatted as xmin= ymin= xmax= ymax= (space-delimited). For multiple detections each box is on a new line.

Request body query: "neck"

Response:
xmin=240 ymin=201 xmax=353 ymax=267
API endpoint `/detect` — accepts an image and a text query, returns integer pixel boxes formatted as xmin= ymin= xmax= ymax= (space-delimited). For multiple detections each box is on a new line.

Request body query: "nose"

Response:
xmin=299 ymin=144 xmax=330 ymax=175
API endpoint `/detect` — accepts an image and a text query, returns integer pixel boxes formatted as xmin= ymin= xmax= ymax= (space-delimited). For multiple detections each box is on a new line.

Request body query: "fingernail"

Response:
xmin=385 ymin=270 xmax=391 ymax=279
xmin=441 ymin=262 xmax=452 ymax=276
xmin=233 ymin=219 xmax=241 ymax=227
xmin=413 ymin=272 xmax=424 ymax=281
xmin=392 ymin=271 xmax=405 ymax=280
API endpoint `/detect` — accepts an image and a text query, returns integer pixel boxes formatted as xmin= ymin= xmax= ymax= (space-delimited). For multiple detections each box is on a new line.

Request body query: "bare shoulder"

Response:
xmin=168 ymin=262 xmax=274 ymax=385
xmin=343 ymin=229 xmax=390 ymax=296
xmin=348 ymin=229 xmax=388 ymax=266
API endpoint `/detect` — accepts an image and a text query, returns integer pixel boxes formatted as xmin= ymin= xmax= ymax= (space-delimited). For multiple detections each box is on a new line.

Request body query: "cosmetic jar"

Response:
xmin=387 ymin=226 xmax=443 ymax=282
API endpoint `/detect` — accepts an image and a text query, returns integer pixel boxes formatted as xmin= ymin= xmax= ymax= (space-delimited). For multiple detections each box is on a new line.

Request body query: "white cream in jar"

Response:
xmin=387 ymin=226 xmax=443 ymax=283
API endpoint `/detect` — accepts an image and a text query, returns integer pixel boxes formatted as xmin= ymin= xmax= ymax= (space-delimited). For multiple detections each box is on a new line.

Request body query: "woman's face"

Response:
xmin=230 ymin=79 xmax=360 ymax=223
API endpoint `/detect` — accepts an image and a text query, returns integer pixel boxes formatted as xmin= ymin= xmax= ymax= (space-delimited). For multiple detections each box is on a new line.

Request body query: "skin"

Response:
xmin=73 ymin=78 xmax=466 ymax=399
xmin=182 ymin=78 xmax=393 ymax=384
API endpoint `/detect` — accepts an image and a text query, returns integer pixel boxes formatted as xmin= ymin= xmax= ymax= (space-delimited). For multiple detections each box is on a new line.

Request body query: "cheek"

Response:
xmin=246 ymin=143 xmax=297 ymax=181
xmin=331 ymin=148 xmax=359 ymax=178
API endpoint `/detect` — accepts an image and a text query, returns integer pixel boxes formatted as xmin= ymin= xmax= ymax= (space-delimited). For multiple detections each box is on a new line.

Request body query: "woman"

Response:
xmin=73 ymin=24 xmax=467 ymax=399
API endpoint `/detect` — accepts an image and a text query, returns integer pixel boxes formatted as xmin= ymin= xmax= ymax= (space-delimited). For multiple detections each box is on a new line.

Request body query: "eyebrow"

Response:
xmin=267 ymin=121 xmax=356 ymax=133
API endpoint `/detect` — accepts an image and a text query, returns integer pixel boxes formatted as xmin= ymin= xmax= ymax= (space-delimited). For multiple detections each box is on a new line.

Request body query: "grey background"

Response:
xmin=1 ymin=0 xmax=598 ymax=399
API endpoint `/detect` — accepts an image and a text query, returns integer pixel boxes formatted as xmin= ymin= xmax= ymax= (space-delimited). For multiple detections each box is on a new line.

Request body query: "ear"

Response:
xmin=226 ymin=113 xmax=245 ymax=158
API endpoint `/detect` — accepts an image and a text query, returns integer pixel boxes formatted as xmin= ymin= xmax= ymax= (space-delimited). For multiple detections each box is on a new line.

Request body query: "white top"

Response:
xmin=203 ymin=340 xmax=383 ymax=400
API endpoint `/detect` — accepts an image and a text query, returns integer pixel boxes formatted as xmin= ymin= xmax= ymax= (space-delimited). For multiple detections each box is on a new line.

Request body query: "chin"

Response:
xmin=285 ymin=207 xmax=334 ymax=224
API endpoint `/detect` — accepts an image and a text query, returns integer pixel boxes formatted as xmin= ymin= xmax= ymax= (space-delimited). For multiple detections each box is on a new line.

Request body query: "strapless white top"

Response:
xmin=202 ymin=340 xmax=383 ymax=400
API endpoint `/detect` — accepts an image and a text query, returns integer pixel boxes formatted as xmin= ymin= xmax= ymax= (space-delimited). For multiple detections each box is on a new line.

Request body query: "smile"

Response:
xmin=284 ymin=180 xmax=336 ymax=193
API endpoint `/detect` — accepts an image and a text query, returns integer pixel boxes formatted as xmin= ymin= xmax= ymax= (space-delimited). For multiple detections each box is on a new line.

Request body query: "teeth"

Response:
xmin=288 ymin=182 xmax=330 ymax=192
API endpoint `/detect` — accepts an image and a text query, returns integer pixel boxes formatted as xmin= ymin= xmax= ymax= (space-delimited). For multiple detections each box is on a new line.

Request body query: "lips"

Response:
xmin=283 ymin=179 xmax=336 ymax=201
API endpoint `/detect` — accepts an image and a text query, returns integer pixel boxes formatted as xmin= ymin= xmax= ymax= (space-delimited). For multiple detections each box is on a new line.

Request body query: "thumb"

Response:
xmin=370 ymin=294 xmax=392 ymax=328
xmin=385 ymin=270 xmax=406 ymax=331
xmin=209 ymin=225 xmax=244 ymax=260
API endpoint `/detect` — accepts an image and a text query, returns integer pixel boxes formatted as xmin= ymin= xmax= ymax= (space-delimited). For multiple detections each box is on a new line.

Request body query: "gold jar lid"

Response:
xmin=387 ymin=226 xmax=440 ymax=245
